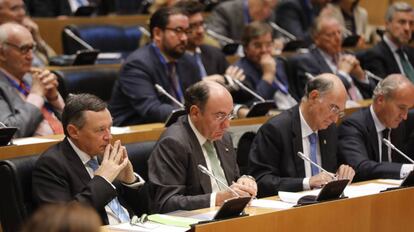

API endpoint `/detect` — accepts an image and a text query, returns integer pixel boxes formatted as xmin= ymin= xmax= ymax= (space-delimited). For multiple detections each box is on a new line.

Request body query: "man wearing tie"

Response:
xmin=248 ymin=74 xmax=354 ymax=198
xmin=0 ymin=23 xmax=64 ymax=138
xmin=338 ymin=74 xmax=414 ymax=181
xmin=109 ymin=6 xmax=201 ymax=126
xmin=149 ymin=80 xmax=257 ymax=213
xmin=362 ymin=2 xmax=414 ymax=83
xmin=33 ymin=93 xmax=145 ymax=225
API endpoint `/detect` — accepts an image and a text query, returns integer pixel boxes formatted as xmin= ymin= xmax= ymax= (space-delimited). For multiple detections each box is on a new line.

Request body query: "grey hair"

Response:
xmin=302 ymin=74 xmax=335 ymax=100
xmin=385 ymin=2 xmax=414 ymax=22
xmin=373 ymin=74 xmax=410 ymax=100
xmin=0 ymin=23 xmax=9 ymax=44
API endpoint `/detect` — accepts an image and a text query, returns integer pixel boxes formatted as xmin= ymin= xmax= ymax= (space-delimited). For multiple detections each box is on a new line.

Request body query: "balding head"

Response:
xmin=301 ymin=73 xmax=347 ymax=131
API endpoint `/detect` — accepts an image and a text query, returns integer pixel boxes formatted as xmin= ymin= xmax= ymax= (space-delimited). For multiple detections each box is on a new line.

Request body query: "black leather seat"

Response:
xmin=0 ymin=155 xmax=39 ymax=232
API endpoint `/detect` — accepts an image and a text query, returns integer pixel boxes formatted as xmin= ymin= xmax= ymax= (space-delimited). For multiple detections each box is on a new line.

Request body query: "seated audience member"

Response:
xmin=21 ymin=203 xmax=101 ymax=232
xmin=174 ymin=0 xmax=244 ymax=83
xmin=235 ymin=21 xmax=297 ymax=109
xmin=275 ymin=0 xmax=330 ymax=46
xmin=248 ymin=74 xmax=354 ymax=198
xmin=206 ymin=0 xmax=278 ymax=45
xmin=109 ymin=6 xmax=201 ymax=126
xmin=0 ymin=0 xmax=56 ymax=66
xmin=149 ymin=80 xmax=257 ymax=213
xmin=290 ymin=16 xmax=376 ymax=100
xmin=362 ymin=2 xmax=414 ymax=83
xmin=0 ymin=23 xmax=64 ymax=138
xmin=338 ymin=74 xmax=414 ymax=181
xmin=32 ymin=93 xmax=145 ymax=225
xmin=29 ymin=0 xmax=114 ymax=17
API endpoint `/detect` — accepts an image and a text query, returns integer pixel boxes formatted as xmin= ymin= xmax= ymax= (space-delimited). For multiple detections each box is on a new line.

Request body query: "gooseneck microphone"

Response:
xmin=297 ymin=152 xmax=337 ymax=179
xmin=269 ymin=22 xmax=297 ymax=41
xmin=382 ymin=138 xmax=414 ymax=164
xmin=205 ymin=29 xmax=236 ymax=44
xmin=154 ymin=84 xmax=184 ymax=108
xmin=63 ymin=28 xmax=94 ymax=50
xmin=233 ymin=79 xmax=265 ymax=102
xmin=365 ymin=70 xmax=383 ymax=82
xmin=197 ymin=164 xmax=240 ymax=197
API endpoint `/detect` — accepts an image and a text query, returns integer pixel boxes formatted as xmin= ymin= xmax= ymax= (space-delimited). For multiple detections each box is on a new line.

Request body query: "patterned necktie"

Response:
xmin=396 ymin=48 xmax=414 ymax=83
xmin=203 ymin=141 xmax=227 ymax=191
xmin=86 ymin=159 xmax=130 ymax=223
xmin=308 ymin=133 xmax=320 ymax=176
xmin=381 ymin=129 xmax=391 ymax=162
xmin=167 ymin=62 xmax=183 ymax=102
xmin=194 ymin=53 xmax=208 ymax=78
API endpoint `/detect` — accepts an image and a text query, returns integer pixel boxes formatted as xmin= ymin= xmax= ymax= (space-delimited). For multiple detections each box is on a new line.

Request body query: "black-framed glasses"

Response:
xmin=164 ymin=27 xmax=191 ymax=36
xmin=213 ymin=112 xmax=235 ymax=122
xmin=189 ymin=21 xmax=205 ymax=31
xmin=4 ymin=42 xmax=36 ymax=54
xmin=328 ymin=104 xmax=345 ymax=118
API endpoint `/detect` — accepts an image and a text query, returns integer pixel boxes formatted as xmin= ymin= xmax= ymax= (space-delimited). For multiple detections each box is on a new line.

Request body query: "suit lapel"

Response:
xmin=214 ymin=140 xmax=233 ymax=185
xmin=312 ymin=48 xmax=333 ymax=73
xmin=291 ymin=107 xmax=306 ymax=177
xmin=365 ymin=109 xmax=380 ymax=161
xmin=380 ymin=41 xmax=401 ymax=74
xmin=61 ymin=138 xmax=93 ymax=186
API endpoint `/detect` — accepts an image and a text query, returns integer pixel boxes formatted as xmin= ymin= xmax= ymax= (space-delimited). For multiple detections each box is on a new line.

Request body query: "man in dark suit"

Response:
xmin=275 ymin=0 xmax=329 ymax=46
xmin=361 ymin=2 xmax=414 ymax=83
xmin=248 ymin=73 xmax=354 ymax=198
xmin=149 ymin=80 xmax=257 ymax=213
xmin=235 ymin=21 xmax=297 ymax=109
xmin=290 ymin=16 xmax=376 ymax=100
xmin=32 ymin=93 xmax=145 ymax=225
xmin=0 ymin=23 xmax=64 ymax=138
xmin=206 ymin=0 xmax=277 ymax=44
xmin=338 ymin=74 xmax=414 ymax=181
xmin=109 ymin=6 xmax=201 ymax=126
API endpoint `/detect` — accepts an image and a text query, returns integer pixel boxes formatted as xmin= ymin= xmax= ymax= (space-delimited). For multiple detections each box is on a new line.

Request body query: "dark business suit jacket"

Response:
xmin=290 ymin=47 xmax=376 ymax=99
xmin=360 ymin=40 xmax=414 ymax=79
xmin=338 ymin=108 xmax=414 ymax=181
xmin=248 ymin=105 xmax=339 ymax=197
xmin=148 ymin=116 xmax=240 ymax=213
xmin=199 ymin=44 xmax=229 ymax=76
xmin=109 ymin=44 xmax=201 ymax=126
xmin=0 ymin=71 xmax=52 ymax=138
xmin=32 ymin=138 xmax=143 ymax=225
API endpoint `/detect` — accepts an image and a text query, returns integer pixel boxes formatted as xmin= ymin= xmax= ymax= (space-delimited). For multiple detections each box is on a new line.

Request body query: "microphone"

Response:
xmin=269 ymin=22 xmax=296 ymax=41
xmin=154 ymin=84 xmax=184 ymax=108
xmin=365 ymin=70 xmax=383 ymax=82
xmin=205 ymin=29 xmax=236 ymax=44
xmin=63 ymin=28 xmax=94 ymax=50
xmin=197 ymin=164 xmax=240 ymax=197
xmin=138 ymin=26 xmax=150 ymax=37
xmin=233 ymin=79 xmax=266 ymax=102
xmin=297 ymin=152 xmax=336 ymax=179
xmin=305 ymin=72 xmax=315 ymax=80
xmin=382 ymin=138 xmax=414 ymax=164
xmin=0 ymin=122 xmax=7 ymax=128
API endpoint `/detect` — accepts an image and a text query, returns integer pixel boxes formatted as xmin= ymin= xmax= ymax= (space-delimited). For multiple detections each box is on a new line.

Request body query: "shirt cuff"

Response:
xmin=210 ymin=192 xmax=217 ymax=208
xmin=26 ymin=93 xmax=44 ymax=109
xmin=122 ymin=173 xmax=146 ymax=189
xmin=400 ymin=164 xmax=414 ymax=179
xmin=99 ymin=175 xmax=116 ymax=190
xmin=302 ymin=177 xmax=310 ymax=190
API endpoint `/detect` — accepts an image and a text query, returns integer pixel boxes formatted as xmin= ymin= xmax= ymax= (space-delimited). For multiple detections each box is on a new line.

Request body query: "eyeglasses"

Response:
xmin=189 ymin=21 xmax=205 ymax=31
xmin=164 ymin=27 xmax=191 ymax=36
xmin=328 ymin=104 xmax=345 ymax=118
xmin=3 ymin=42 xmax=36 ymax=54
xmin=213 ymin=112 xmax=235 ymax=122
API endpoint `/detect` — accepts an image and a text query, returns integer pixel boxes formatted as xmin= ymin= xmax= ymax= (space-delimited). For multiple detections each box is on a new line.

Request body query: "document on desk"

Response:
xmin=108 ymin=222 xmax=188 ymax=232
xmin=250 ymin=199 xmax=295 ymax=209
xmin=12 ymin=137 xmax=60 ymax=145
xmin=278 ymin=182 xmax=398 ymax=204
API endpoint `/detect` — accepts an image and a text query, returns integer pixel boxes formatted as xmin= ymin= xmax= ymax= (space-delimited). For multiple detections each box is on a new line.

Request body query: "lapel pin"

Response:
xmin=323 ymin=140 xmax=326 ymax=145
xmin=225 ymin=147 xmax=229 ymax=152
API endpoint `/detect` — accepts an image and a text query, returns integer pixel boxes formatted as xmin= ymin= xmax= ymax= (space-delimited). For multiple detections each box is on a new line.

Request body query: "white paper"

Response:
xmin=97 ymin=52 xmax=122 ymax=59
xmin=188 ymin=210 xmax=217 ymax=221
xmin=108 ymin=222 xmax=189 ymax=232
xmin=12 ymin=137 xmax=60 ymax=145
xmin=376 ymin=179 xmax=403 ymax=185
xmin=343 ymin=183 xmax=397 ymax=198
xmin=250 ymin=199 xmax=294 ymax=209
xmin=111 ymin=126 xmax=131 ymax=134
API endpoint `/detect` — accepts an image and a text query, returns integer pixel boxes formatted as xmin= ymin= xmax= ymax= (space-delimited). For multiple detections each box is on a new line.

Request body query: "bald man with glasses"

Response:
xmin=248 ymin=73 xmax=355 ymax=198
xmin=149 ymin=80 xmax=257 ymax=213
xmin=0 ymin=22 xmax=64 ymax=138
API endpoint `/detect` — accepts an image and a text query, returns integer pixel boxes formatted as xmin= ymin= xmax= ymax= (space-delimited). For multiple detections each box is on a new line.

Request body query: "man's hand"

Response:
xmin=116 ymin=145 xmax=137 ymax=184
xmin=336 ymin=164 xmax=355 ymax=183
xmin=338 ymin=55 xmax=366 ymax=81
xmin=215 ymin=182 xmax=255 ymax=206
xmin=260 ymin=54 xmax=276 ymax=85
xmin=31 ymin=68 xmax=60 ymax=101
xmin=225 ymin=65 xmax=245 ymax=82
xmin=309 ymin=171 xmax=335 ymax=189
xmin=94 ymin=140 xmax=129 ymax=183
xmin=236 ymin=176 xmax=257 ymax=198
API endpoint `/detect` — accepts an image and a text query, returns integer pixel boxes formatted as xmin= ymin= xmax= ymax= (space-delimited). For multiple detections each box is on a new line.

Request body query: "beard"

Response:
xmin=163 ymin=41 xmax=187 ymax=59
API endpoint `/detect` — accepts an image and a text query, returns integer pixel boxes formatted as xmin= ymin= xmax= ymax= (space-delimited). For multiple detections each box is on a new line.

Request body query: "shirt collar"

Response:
xmin=299 ymin=106 xmax=316 ymax=138
xmin=383 ymin=34 xmax=399 ymax=53
xmin=370 ymin=105 xmax=386 ymax=133
xmin=186 ymin=46 xmax=202 ymax=56
xmin=188 ymin=115 xmax=208 ymax=146
xmin=67 ymin=138 xmax=94 ymax=165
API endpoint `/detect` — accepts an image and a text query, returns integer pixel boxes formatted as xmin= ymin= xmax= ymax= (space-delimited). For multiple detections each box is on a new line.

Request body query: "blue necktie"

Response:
xmin=308 ymin=133 xmax=320 ymax=176
xmin=87 ymin=158 xmax=130 ymax=223
xmin=194 ymin=53 xmax=208 ymax=78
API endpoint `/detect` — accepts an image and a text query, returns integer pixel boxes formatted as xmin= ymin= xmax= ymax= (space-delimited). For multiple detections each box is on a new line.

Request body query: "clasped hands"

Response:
xmin=215 ymin=175 xmax=257 ymax=206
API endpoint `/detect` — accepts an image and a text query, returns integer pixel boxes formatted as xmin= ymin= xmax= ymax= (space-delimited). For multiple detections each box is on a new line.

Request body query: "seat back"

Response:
xmin=0 ymin=155 xmax=39 ymax=232
xmin=62 ymin=24 xmax=143 ymax=55
xmin=236 ymin=132 xmax=257 ymax=175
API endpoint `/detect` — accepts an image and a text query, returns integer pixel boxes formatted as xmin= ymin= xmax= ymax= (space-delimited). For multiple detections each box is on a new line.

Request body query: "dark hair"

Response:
xmin=241 ymin=21 xmax=272 ymax=47
xmin=174 ymin=0 xmax=205 ymax=15
xmin=149 ymin=6 xmax=188 ymax=38
xmin=61 ymin=93 xmax=107 ymax=137
xmin=20 ymin=203 xmax=101 ymax=232
xmin=303 ymin=74 xmax=334 ymax=99
xmin=184 ymin=81 xmax=210 ymax=113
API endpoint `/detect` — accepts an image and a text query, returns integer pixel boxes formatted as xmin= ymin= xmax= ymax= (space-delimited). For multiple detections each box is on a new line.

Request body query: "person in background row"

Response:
xmin=0 ymin=22 xmax=64 ymax=138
